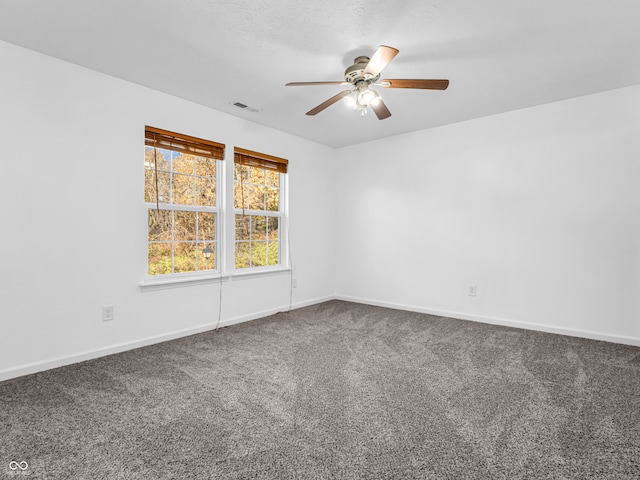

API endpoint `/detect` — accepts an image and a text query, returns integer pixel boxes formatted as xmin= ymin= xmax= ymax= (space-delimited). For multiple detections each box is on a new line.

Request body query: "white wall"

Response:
xmin=0 ymin=41 xmax=336 ymax=380
xmin=2 ymin=40 xmax=639 ymax=382
xmin=335 ymin=84 xmax=640 ymax=344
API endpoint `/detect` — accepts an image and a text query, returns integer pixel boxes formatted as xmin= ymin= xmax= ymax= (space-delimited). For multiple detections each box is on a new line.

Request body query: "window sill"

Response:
xmin=139 ymin=267 xmax=291 ymax=292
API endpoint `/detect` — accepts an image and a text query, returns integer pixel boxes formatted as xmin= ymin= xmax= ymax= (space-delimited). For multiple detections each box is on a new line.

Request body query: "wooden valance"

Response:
xmin=145 ymin=126 xmax=225 ymax=161
xmin=234 ymin=147 xmax=288 ymax=174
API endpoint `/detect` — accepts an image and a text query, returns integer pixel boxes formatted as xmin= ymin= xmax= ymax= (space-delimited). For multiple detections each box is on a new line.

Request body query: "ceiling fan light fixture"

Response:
xmin=357 ymin=88 xmax=377 ymax=106
xmin=345 ymin=85 xmax=380 ymax=112
xmin=344 ymin=91 xmax=358 ymax=108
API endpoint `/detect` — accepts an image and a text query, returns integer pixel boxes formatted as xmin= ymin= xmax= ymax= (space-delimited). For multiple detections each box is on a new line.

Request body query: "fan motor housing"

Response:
xmin=344 ymin=56 xmax=379 ymax=84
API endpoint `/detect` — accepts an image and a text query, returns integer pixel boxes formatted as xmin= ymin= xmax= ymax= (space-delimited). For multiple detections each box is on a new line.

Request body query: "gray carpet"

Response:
xmin=1 ymin=300 xmax=640 ymax=479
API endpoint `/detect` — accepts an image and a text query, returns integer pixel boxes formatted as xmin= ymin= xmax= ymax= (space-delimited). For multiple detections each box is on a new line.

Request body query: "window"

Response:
xmin=144 ymin=126 xmax=224 ymax=276
xmin=234 ymin=147 xmax=288 ymax=269
xmin=143 ymin=129 xmax=289 ymax=283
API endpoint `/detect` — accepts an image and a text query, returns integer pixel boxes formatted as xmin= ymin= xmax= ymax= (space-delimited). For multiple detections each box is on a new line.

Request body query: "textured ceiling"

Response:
xmin=1 ymin=0 xmax=640 ymax=148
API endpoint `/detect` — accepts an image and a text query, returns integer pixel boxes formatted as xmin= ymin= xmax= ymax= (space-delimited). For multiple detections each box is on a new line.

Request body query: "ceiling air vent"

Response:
xmin=230 ymin=101 xmax=260 ymax=113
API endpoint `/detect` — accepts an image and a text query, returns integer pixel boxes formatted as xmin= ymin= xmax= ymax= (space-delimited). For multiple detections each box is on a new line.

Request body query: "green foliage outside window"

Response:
xmin=234 ymin=164 xmax=280 ymax=269
xmin=145 ymin=143 xmax=284 ymax=275
xmin=145 ymin=147 xmax=217 ymax=275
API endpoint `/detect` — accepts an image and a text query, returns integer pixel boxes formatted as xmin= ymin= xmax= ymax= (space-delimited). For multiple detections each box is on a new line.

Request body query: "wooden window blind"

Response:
xmin=145 ymin=126 xmax=225 ymax=160
xmin=234 ymin=147 xmax=288 ymax=173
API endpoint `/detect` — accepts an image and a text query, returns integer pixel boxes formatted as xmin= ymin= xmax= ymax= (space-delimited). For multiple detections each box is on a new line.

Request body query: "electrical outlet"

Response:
xmin=292 ymin=278 xmax=298 ymax=288
xmin=102 ymin=305 xmax=114 ymax=322
xmin=468 ymin=285 xmax=477 ymax=297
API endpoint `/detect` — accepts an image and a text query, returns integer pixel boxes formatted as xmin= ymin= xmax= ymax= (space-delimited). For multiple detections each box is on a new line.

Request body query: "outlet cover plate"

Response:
xmin=102 ymin=305 xmax=114 ymax=322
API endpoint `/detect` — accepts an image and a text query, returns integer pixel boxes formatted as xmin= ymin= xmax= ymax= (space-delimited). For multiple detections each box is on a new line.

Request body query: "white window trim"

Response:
xmin=226 ymin=159 xmax=289 ymax=275
xmin=139 ymin=146 xmax=290 ymax=291
xmin=139 ymin=266 xmax=291 ymax=292
xmin=144 ymin=161 xmax=221 ymax=276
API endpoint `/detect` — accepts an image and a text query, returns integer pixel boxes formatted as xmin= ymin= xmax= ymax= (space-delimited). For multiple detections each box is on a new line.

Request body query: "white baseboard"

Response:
xmin=0 ymin=295 xmax=334 ymax=383
xmin=335 ymin=294 xmax=640 ymax=347
xmin=287 ymin=295 xmax=336 ymax=312
xmin=3 ymin=293 xmax=638 ymax=383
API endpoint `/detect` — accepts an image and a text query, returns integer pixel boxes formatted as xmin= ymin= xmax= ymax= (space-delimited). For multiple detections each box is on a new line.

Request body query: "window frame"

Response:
xmin=231 ymin=147 xmax=288 ymax=274
xmin=143 ymin=127 xmax=223 ymax=281
xmin=140 ymin=129 xmax=290 ymax=291
xmin=232 ymin=177 xmax=286 ymax=272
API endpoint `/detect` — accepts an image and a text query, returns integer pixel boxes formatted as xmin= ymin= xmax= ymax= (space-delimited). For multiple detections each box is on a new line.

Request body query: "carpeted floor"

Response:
xmin=1 ymin=300 xmax=640 ymax=479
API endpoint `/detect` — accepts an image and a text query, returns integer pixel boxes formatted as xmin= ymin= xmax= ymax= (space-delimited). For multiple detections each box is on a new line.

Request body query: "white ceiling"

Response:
xmin=1 ymin=0 xmax=640 ymax=148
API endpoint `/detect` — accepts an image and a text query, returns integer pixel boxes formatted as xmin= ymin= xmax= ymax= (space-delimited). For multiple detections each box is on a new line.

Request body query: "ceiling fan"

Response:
xmin=286 ymin=45 xmax=449 ymax=120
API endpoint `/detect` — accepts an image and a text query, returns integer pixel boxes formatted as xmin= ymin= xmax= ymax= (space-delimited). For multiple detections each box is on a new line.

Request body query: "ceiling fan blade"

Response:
xmin=371 ymin=99 xmax=392 ymax=120
xmin=378 ymin=79 xmax=449 ymax=90
xmin=286 ymin=81 xmax=349 ymax=86
xmin=364 ymin=45 xmax=399 ymax=78
xmin=306 ymin=90 xmax=351 ymax=116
